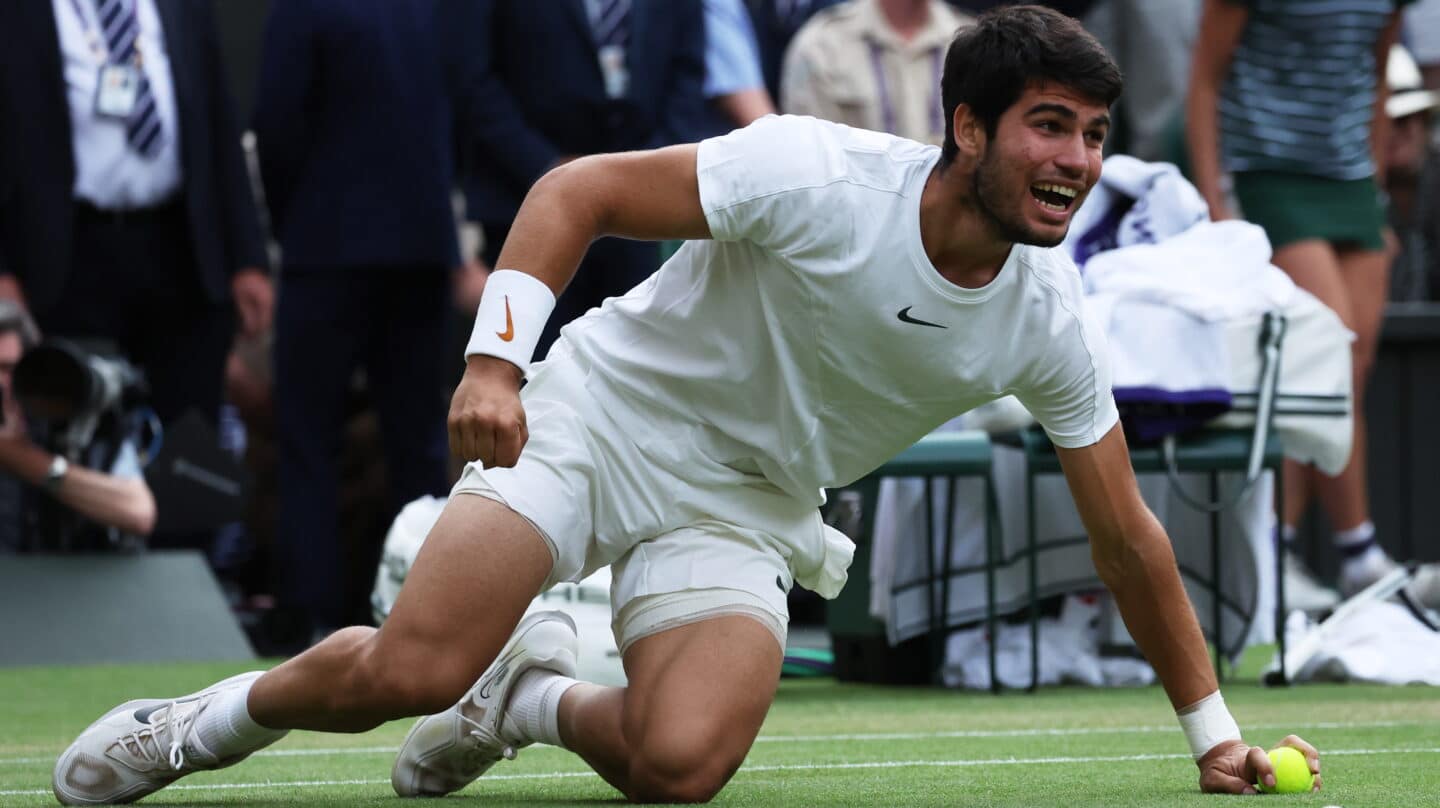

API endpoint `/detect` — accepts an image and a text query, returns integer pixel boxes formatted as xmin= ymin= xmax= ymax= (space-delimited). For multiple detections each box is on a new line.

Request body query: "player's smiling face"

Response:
xmin=972 ymin=83 xmax=1108 ymax=248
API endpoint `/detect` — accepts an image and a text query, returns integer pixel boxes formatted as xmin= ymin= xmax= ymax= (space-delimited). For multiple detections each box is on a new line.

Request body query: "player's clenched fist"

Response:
xmin=1197 ymin=736 xmax=1321 ymax=795
xmin=448 ymin=355 xmax=528 ymax=468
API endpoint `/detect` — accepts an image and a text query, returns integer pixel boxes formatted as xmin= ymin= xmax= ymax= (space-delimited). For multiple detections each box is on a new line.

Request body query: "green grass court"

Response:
xmin=5 ymin=655 xmax=1438 ymax=807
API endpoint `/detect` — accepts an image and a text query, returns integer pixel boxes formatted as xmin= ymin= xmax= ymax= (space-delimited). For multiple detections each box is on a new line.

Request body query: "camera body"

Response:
xmin=14 ymin=338 xmax=149 ymax=458
xmin=12 ymin=338 xmax=151 ymax=551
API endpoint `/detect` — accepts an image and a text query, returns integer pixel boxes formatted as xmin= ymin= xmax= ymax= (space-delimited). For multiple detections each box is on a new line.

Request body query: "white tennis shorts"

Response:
xmin=451 ymin=345 xmax=845 ymax=653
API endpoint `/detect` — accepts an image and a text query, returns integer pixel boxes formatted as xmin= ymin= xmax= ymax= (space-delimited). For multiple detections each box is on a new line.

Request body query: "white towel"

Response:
xmin=1287 ymin=601 xmax=1440 ymax=686
xmin=1064 ymin=155 xmax=1210 ymax=266
xmin=1082 ymin=221 xmax=1296 ymax=322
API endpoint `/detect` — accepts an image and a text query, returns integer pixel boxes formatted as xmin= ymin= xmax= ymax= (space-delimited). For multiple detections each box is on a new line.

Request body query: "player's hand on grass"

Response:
xmin=449 ymin=355 xmax=527 ymax=467
xmin=1196 ymin=736 xmax=1321 ymax=794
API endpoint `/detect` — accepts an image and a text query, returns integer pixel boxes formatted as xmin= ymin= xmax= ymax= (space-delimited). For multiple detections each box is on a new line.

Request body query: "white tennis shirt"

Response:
xmin=562 ymin=115 xmax=1118 ymax=504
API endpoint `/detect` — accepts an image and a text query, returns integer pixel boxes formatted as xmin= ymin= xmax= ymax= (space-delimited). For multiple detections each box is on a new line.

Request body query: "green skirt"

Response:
xmin=1232 ymin=171 xmax=1387 ymax=251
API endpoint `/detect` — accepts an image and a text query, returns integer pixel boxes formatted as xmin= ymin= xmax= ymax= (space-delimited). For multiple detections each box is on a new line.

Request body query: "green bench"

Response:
xmin=826 ymin=431 xmax=1000 ymax=690
xmin=827 ymin=427 xmax=1288 ymax=692
xmin=1009 ymin=427 xmax=1287 ymax=690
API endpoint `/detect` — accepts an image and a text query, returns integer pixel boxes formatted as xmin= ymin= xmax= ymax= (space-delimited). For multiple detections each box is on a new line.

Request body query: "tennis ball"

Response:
xmin=1258 ymin=746 xmax=1314 ymax=794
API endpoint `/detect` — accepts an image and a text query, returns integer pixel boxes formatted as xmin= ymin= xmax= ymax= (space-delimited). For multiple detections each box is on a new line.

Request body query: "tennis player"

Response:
xmin=53 ymin=6 xmax=1320 ymax=804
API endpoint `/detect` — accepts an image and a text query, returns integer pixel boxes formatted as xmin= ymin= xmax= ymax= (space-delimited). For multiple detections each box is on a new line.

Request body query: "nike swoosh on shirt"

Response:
xmin=497 ymin=296 xmax=515 ymax=342
xmin=897 ymin=306 xmax=947 ymax=329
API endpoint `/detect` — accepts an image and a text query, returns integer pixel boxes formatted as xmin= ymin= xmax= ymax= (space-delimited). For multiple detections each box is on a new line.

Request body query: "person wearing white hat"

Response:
xmin=1385 ymin=44 xmax=1440 ymax=299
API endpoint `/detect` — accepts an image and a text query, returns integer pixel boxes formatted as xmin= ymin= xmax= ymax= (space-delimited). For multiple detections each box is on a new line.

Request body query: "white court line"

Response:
xmin=4 ymin=746 xmax=1439 ymax=797
xmin=745 ymin=719 xmax=1418 ymax=744
xmin=0 ymin=719 xmax=1422 ymax=766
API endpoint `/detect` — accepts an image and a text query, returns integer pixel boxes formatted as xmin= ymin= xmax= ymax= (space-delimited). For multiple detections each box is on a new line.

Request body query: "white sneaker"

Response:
xmin=52 ymin=671 xmax=269 ymax=805
xmin=1282 ymin=554 xmax=1341 ymax=613
xmin=392 ymin=611 xmax=578 ymax=797
xmin=1339 ymin=546 xmax=1402 ymax=598
xmin=1408 ymin=563 xmax=1440 ymax=611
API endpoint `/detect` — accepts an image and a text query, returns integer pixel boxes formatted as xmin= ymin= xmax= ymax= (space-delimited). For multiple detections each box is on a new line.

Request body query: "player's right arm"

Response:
xmin=447 ymin=144 xmax=711 ymax=467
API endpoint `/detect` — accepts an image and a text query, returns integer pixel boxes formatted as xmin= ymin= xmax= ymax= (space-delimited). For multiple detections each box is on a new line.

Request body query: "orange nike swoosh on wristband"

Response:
xmin=497 ymin=296 xmax=515 ymax=342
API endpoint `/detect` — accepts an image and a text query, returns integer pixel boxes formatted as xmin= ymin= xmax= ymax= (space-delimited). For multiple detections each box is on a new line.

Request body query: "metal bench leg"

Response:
xmin=1210 ymin=470 xmax=1223 ymax=681
xmin=1027 ymin=468 xmax=1039 ymax=692
xmin=984 ymin=473 xmax=1000 ymax=694
xmin=1274 ymin=465 xmax=1288 ymax=685
xmin=939 ymin=477 xmax=957 ymax=686
xmin=925 ymin=477 xmax=938 ymax=681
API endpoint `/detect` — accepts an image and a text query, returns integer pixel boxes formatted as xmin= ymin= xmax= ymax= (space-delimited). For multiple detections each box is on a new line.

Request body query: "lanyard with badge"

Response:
xmin=867 ymin=41 xmax=943 ymax=138
xmin=67 ymin=0 xmax=144 ymax=120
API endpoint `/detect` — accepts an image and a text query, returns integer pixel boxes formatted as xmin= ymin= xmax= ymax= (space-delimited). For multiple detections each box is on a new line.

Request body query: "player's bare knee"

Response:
xmin=626 ymin=738 xmax=739 ymax=803
xmin=626 ymin=768 xmax=729 ymax=804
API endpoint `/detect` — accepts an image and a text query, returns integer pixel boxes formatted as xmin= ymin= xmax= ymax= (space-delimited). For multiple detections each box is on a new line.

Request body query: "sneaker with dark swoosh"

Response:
xmin=52 ymin=671 xmax=276 ymax=805
xmin=391 ymin=610 xmax=578 ymax=797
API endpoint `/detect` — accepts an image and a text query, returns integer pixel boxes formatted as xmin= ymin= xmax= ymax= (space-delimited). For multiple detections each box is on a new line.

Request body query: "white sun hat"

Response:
xmin=1387 ymin=44 xmax=1440 ymax=119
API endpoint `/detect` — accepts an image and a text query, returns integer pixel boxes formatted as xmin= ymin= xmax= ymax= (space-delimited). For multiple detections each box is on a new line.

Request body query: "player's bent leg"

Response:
xmin=252 ymin=494 xmax=554 ymax=730
xmin=52 ymin=494 xmax=552 ymax=806
xmin=565 ymin=614 xmax=784 ymax=803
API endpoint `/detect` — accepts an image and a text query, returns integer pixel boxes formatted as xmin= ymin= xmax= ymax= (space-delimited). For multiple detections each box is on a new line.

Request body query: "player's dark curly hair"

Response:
xmin=939 ymin=4 xmax=1122 ymax=165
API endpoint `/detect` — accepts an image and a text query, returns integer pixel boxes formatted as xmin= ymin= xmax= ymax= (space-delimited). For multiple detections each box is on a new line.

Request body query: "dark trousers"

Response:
xmin=41 ymin=200 xmax=234 ymax=432
xmin=482 ymin=224 xmax=660 ymax=360
xmin=273 ymin=266 xmax=452 ymax=629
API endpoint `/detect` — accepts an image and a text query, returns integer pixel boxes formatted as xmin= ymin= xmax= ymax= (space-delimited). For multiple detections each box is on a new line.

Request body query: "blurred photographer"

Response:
xmin=0 ymin=301 xmax=154 ymax=552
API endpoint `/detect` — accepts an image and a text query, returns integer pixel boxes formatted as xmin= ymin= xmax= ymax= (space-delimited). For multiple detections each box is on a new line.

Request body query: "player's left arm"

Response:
xmin=1055 ymin=423 xmax=1213 ymax=708
xmin=1055 ymin=423 xmax=1321 ymax=794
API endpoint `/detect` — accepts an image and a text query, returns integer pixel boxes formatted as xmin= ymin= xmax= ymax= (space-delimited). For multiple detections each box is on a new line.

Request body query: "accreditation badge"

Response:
xmin=597 ymin=44 xmax=629 ymax=99
xmin=94 ymin=63 xmax=141 ymax=119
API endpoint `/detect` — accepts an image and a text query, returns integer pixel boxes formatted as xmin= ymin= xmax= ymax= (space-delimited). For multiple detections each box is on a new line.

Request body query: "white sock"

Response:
xmin=194 ymin=678 xmax=289 ymax=759
xmin=1280 ymin=524 xmax=1298 ymax=545
xmin=501 ymin=669 xmax=579 ymax=748
xmin=1334 ymin=520 xmax=1376 ymax=551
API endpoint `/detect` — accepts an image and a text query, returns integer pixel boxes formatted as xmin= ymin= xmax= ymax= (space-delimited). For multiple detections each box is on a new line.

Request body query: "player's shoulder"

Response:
xmin=1016 ymin=244 xmax=1086 ymax=300
xmin=719 ymin=115 xmax=934 ymax=185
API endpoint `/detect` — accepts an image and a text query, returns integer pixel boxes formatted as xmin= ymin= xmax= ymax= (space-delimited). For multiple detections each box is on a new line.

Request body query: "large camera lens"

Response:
xmin=13 ymin=339 xmax=146 ymax=421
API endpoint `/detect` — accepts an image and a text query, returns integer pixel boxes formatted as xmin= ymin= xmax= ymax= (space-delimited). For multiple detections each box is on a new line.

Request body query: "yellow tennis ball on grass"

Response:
xmin=1258 ymin=746 xmax=1314 ymax=794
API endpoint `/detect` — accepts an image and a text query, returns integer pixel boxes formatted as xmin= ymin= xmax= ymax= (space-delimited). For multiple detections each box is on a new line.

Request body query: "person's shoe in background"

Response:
xmin=1282 ymin=554 xmax=1341 ymax=613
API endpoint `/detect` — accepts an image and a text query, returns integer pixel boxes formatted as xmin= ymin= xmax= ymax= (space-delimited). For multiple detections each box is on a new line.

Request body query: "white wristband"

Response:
xmin=465 ymin=270 xmax=557 ymax=377
xmin=1177 ymin=691 xmax=1242 ymax=760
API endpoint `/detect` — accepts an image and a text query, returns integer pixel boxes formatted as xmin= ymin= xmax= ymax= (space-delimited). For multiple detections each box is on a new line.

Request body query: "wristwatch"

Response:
xmin=44 ymin=454 xmax=69 ymax=493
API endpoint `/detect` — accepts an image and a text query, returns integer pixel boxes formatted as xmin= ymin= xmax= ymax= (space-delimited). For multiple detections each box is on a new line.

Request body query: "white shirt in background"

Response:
xmin=51 ymin=0 xmax=182 ymax=209
xmin=781 ymin=0 xmax=973 ymax=145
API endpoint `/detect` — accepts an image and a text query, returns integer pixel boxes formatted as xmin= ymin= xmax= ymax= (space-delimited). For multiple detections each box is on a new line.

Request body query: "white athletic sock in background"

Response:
xmin=1334 ymin=520 xmax=1376 ymax=551
xmin=1336 ymin=520 xmax=1383 ymax=569
xmin=502 ymin=669 xmax=579 ymax=748
xmin=1280 ymin=523 xmax=1298 ymax=545
xmin=194 ymin=678 xmax=289 ymax=758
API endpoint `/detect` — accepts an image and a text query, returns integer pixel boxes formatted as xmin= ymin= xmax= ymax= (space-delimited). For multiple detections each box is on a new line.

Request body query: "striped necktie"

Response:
xmin=592 ymin=0 xmax=631 ymax=49
xmin=92 ymin=0 xmax=164 ymax=159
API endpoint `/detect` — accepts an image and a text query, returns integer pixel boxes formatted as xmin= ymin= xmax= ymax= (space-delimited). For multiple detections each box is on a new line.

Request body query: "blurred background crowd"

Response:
xmin=0 ymin=0 xmax=1436 ymax=656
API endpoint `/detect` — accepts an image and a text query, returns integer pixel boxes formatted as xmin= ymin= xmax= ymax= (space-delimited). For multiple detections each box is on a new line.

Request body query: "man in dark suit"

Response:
xmin=460 ymin=0 xmax=706 ymax=358
xmin=0 ymin=1 xmax=271 ymax=474
xmin=253 ymin=0 xmax=466 ymax=639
